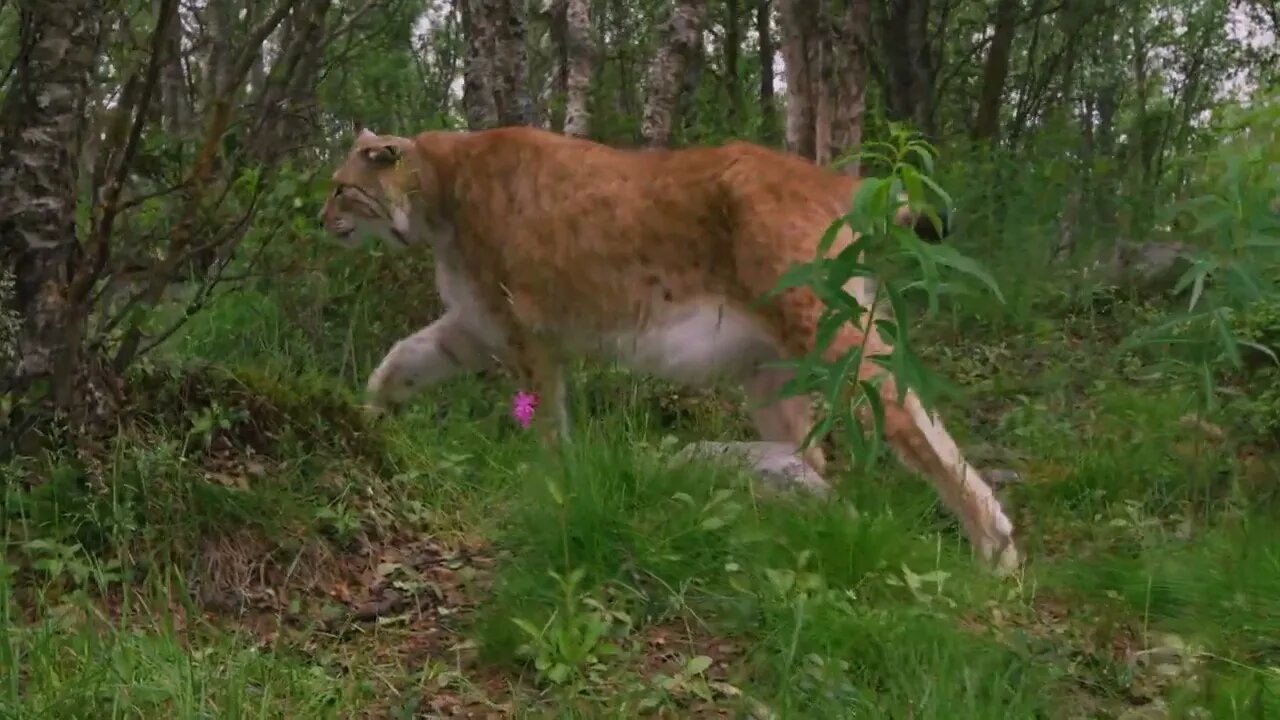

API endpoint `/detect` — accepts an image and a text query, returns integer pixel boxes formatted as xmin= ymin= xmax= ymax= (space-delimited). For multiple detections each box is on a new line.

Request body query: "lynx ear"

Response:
xmin=363 ymin=142 xmax=401 ymax=166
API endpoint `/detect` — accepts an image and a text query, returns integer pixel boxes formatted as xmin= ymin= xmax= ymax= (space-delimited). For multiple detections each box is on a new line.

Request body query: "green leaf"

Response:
xmin=918 ymin=174 xmax=954 ymax=210
xmin=700 ymin=517 xmax=727 ymax=531
xmin=1238 ymin=338 xmax=1279 ymax=365
xmin=1171 ymin=258 xmax=1212 ymax=300
xmin=824 ymin=342 xmax=863 ymax=406
xmin=902 ymin=173 xmax=926 ymax=222
xmin=859 ymin=377 xmax=887 ymax=472
xmin=906 ymin=143 xmax=935 ymax=176
xmin=817 ymin=217 xmax=847 ymax=255
xmin=545 ymin=478 xmax=565 ymax=506
xmin=1244 ymin=233 xmax=1280 ymax=249
xmin=765 ymin=261 xmax=818 ymax=298
xmin=1227 ymin=261 xmax=1266 ymax=303
xmin=850 ymin=176 xmax=889 ymax=217
xmin=511 ymin=618 xmax=543 ymax=639
xmin=921 ymin=243 xmax=1005 ymax=303
xmin=685 ymin=655 xmax=714 ymax=675
xmin=1212 ymin=307 xmax=1242 ymax=368
xmin=1188 ymin=271 xmax=1207 ymax=312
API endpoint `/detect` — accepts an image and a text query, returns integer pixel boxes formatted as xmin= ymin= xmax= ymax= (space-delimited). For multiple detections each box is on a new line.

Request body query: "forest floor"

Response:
xmin=4 ymin=278 xmax=1280 ymax=719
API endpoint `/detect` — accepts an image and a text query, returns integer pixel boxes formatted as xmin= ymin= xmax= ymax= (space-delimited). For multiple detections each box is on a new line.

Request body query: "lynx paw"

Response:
xmin=363 ymin=371 xmax=399 ymax=421
xmin=361 ymin=400 xmax=390 ymax=423
xmin=977 ymin=531 xmax=1021 ymax=577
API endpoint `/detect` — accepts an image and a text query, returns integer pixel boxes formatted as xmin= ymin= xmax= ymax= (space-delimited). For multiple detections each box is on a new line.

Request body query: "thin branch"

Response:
xmin=0 ymin=9 xmax=36 ymax=95
xmin=73 ymin=0 xmax=181 ymax=306
xmin=321 ymin=0 xmax=381 ymax=47
xmin=117 ymin=179 xmax=193 ymax=213
xmin=229 ymin=0 xmax=302 ymax=95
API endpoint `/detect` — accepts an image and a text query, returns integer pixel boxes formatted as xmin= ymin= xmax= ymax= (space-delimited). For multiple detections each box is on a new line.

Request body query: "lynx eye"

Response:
xmin=331 ymin=185 xmax=344 ymax=198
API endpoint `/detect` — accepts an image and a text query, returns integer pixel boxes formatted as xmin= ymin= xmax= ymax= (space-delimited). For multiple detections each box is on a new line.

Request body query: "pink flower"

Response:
xmin=511 ymin=390 xmax=538 ymax=429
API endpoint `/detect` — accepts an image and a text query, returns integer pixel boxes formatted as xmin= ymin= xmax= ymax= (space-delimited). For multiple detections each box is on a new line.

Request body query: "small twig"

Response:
xmin=117 ymin=179 xmax=193 ymax=212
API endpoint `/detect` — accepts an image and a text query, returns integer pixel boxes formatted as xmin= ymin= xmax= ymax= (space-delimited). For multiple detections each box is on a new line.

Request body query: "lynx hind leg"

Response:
xmin=776 ymin=289 xmax=1020 ymax=573
xmin=366 ymin=309 xmax=493 ymax=415
xmin=870 ymin=374 xmax=1019 ymax=573
xmin=742 ymin=365 xmax=828 ymax=476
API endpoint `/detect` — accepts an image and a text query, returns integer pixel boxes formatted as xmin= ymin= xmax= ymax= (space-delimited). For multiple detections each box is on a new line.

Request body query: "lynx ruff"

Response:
xmin=319 ymin=126 xmax=1020 ymax=573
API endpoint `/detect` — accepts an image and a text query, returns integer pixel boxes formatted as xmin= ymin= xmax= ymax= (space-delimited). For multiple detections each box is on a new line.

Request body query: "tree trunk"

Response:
xmin=247 ymin=2 xmax=268 ymax=96
xmin=562 ymin=0 xmax=593 ymax=137
xmin=757 ymin=0 xmax=779 ymax=144
xmin=492 ymin=0 xmax=534 ymax=125
xmin=724 ymin=0 xmax=743 ymax=128
xmin=462 ymin=0 xmax=533 ymax=128
xmin=875 ymin=0 xmax=936 ymax=137
xmin=157 ymin=0 xmax=190 ymax=135
xmin=777 ymin=0 xmax=817 ymax=158
xmin=971 ymin=0 xmax=1020 ymax=142
xmin=827 ymin=0 xmax=868 ymax=171
xmin=461 ymin=0 xmax=501 ymax=129
xmin=676 ymin=28 xmax=707 ymax=136
xmin=203 ymin=0 xmax=235 ymax=108
xmin=641 ymin=0 xmax=707 ymax=147
xmin=779 ymin=0 xmax=868 ymax=169
xmin=0 ymin=0 xmax=102 ymax=413
xmin=247 ymin=0 xmax=332 ymax=161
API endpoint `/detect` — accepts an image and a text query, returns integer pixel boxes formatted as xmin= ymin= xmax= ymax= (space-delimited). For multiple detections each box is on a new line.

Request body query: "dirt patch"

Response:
xmin=631 ymin=621 xmax=754 ymax=718
xmin=196 ymin=526 xmax=516 ymax=717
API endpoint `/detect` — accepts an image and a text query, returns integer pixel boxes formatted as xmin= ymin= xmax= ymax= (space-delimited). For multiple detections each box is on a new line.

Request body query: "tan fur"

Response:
xmin=319 ymin=126 xmax=1020 ymax=573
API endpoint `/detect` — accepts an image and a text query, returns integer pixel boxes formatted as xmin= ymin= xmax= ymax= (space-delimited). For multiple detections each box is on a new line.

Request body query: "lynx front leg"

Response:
xmin=366 ymin=309 xmax=494 ymax=415
xmin=507 ymin=334 xmax=572 ymax=446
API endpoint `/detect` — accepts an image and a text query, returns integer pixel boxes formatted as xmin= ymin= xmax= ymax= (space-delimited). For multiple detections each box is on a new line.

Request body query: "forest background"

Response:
xmin=2 ymin=0 xmax=1280 ymax=717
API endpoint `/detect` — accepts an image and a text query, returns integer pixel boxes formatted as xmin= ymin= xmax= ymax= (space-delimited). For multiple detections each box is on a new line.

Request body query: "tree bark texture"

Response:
xmin=461 ymin=0 xmax=534 ymax=129
xmin=778 ymin=0 xmax=868 ymax=171
xmin=641 ymin=0 xmax=707 ymax=147
xmin=724 ymin=0 xmax=743 ymax=127
xmin=757 ymin=0 xmax=779 ymax=144
xmin=247 ymin=0 xmax=333 ymax=160
xmin=971 ymin=0 xmax=1020 ymax=142
xmin=778 ymin=0 xmax=816 ymax=158
xmin=157 ymin=0 xmax=190 ymax=134
xmin=203 ymin=0 xmax=235 ymax=106
xmin=561 ymin=0 xmax=593 ymax=137
xmin=0 ymin=0 xmax=103 ymax=409
xmin=461 ymin=0 xmax=501 ymax=128
xmin=874 ymin=0 xmax=936 ymax=137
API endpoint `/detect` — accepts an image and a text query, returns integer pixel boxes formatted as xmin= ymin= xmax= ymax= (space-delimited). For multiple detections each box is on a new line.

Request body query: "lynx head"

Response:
xmin=320 ymin=128 xmax=422 ymax=250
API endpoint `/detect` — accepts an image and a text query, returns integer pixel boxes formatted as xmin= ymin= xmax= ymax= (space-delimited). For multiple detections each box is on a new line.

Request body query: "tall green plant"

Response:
xmin=1121 ymin=91 xmax=1280 ymax=409
xmin=768 ymin=126 xmax=1006 ymax=474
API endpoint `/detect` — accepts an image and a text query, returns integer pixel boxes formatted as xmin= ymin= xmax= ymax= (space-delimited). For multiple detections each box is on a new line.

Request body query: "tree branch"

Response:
xmin=72 ymin=0 xmax=181 ymax=307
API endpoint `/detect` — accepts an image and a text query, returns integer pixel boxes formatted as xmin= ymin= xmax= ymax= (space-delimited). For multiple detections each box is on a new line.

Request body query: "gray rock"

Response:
xmin=673 ymin=441 xmax=831 ymax=496
xmin=1104 ymin=239 xmax=1198 ymax=295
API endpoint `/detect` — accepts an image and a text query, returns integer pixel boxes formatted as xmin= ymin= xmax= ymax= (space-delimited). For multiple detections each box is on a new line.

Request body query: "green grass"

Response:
xmin=5 ymin=273 xmax=1280 ymax=719
xmin=6 ymin=599 xmax=375 ymax=719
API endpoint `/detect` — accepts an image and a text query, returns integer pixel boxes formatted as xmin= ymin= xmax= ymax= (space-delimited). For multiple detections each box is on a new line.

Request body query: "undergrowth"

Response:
xmin=6 ymin=253 xmax=1280 ymax=718
xmin=7 ymin=123 xmax=1280 ymax=717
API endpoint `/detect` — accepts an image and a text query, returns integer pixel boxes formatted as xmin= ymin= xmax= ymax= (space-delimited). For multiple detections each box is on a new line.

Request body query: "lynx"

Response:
xmin=319 ymin=126 xmax=1020 ymax=572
